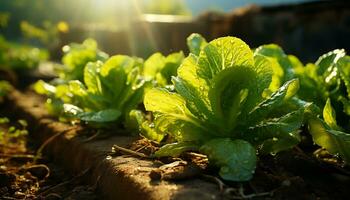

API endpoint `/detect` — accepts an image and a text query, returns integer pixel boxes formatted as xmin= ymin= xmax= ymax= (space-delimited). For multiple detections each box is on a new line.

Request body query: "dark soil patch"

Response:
xmin=0 ymin=113 xmax=99 ymax=199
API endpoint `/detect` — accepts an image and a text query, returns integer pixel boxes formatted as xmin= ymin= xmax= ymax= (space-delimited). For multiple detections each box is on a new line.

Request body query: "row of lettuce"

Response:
xmin=31 ymin=34 xmax=350 ymax=182
xmin=0 ymin=35 xmax=48 ymax=72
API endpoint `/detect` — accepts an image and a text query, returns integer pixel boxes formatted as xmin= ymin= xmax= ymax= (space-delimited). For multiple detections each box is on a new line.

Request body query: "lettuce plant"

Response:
xmin=144 ymin=36 xmax=309 ymax=181
xmin=0 ymin=80 xmax=12 ymax=98
xmin=57 ymin=38 xmax=108 ymax=82
xmin=292 ymin=50 xmax=348 ymax=113
xmin=143 ymin=52 xmax=184 ymax=87
xmin=308 ymin=99 xmax=350 ymax=163
xmin=34 ymin=39 xmax=109 ymax=118
xmin=33 ymin=78 xmax=73 ymax=119
xmin=35 ymin=55 xmax=146 ymax=127
xmin=291 ymin=50 xmax=350 ymax=163
xmin=258 ymin=46 xmax=350 ymax=164
xmin=0 ymin=35 xmax=48 ymax=71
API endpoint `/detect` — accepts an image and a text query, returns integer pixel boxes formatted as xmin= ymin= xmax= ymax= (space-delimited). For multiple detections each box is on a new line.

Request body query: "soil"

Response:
xmin=249 ymin=148 xmax=350 ymax=200
xmin=128 ymin=132 xmax=350 ymax=199
xmin=0 ymin=112 xmax=100 ymax=199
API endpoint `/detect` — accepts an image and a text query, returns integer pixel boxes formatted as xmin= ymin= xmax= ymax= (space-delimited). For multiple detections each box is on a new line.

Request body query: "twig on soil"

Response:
xmin=43 ymin=193 xmax=62 ymax=199
xmin=0 ymin=153 xmax=35 ymax=159
xmin=1 ymin=196 xmax=23 ymax=200
xmin=229 ymin=192 xmax=272 ymax=199
xmin=22 ymin=164 xmax=50 ymax=179
xmin=35 ymin=127 xmax=77 ymax=162
xmin=200 ymin=174 xmax=225 ymax=192
xmin=40 ymin=179 xmax=72 ymax=196
xmin=224 ymin=184 xmax=274 ymax=199
xmin=201 ymin=175 xmax=274 ymax=199
xmin=90 ymin=175 xmax=101 ymax=190
xmin=111 ymin=144 xmax=149 ymax=158
xmin=187 ymin=152 xmax=208 ymax=159
xmin=134 ymin=143 xmax=149 ymax=152
xmin=248 ymin=182 xmax=258 ymax=194
xmin=39 ymin=167 xmax=90 ymax=196
xmin=82 ymin=130 xmax=101 ymax=143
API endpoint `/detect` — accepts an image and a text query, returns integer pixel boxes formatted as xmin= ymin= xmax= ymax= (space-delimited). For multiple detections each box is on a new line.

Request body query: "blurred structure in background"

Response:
xmin=0 ymin=0 xmax=349 ymax=62
xmin=204 ymin=1 xmax=350 ymax=62
xmin=132 ymin=0 xmax=350 ymax=62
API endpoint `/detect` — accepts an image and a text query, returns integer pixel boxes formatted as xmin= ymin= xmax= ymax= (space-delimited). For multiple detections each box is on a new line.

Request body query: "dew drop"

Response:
xmin=149 ymin=123 xmax=155 ymax=128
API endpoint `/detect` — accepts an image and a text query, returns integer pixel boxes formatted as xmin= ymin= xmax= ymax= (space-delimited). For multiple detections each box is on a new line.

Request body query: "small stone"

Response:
xmin=24 ymin=172 xmax=35 ymax=180
xmin=149 ymin=169 xmax=162 ymax=180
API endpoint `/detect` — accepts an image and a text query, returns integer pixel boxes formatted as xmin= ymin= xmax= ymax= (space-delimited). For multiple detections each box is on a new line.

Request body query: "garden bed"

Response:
xmin=3 ymin=87 xmax=350 ymax=200
xmin=2 ymin=32 xmax=350 ymax=200
xmin=4 ymin=89 xmax=224 ymax=200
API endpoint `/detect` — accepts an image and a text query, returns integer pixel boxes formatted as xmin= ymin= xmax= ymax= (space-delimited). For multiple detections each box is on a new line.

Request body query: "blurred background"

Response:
xmin=0 ymin=0 xmax=349 ymax=62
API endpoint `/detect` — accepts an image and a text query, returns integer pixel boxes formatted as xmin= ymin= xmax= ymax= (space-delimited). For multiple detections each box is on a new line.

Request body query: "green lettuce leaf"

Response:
xmin=77 ymin=109 xmax=121 ymax=123
xmin=200 ymin=139 xmax=257 ymax=181
xmin=143 ymin=52 xmax=183 ymax=86
xmin=154 ymin=142 xmax=199 ymax=157
xmin=60 ymin=38 xmax=108 ymax=81
xmin=309 ymin=118 xmax=350 ymax=163
xmin=254 ymin=44 xmax=294 ymax=92
xmin=315 ymin=49 xmax=346 ymax=76
xmin=337 ymin=56 xmax=350 ymax=99
xmin=187 ymin=33 xmax=207 ymax=56
xmin=245 ymin=107 xmax=304 ymax=154
xmin=323 ymin=99 xmax=342 ymax=131
xmin=248 ymin=79 xmax=299 ymax=124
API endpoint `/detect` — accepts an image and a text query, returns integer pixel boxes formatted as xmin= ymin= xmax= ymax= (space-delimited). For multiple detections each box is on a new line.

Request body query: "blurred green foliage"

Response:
xmin=0 ymin=35 xmax=49 ymax=71
xmin=0 ymin=80 xmax=12 ymax=98
xmin=0 ymin=12 xmax=10 ymax=28
xmin=58 ymin=38 xmax=109 ymax=81
xmin=0 ymin=0 xmax=134 ymax=41
xmin=144 ymin=0 xmax=191 ymax=15
xmin=0 ymin=117 xmax=28 ymax=145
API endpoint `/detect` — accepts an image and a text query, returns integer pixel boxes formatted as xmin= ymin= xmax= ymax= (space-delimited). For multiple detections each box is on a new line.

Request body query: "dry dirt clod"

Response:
xmin=149 ymin=169 xmax=162 ymax=180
